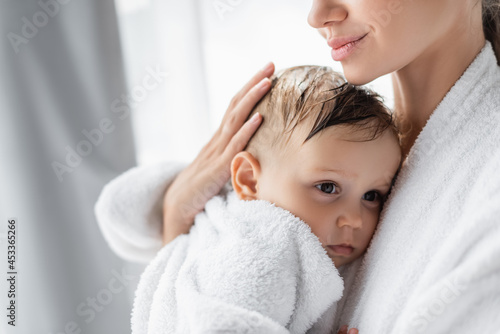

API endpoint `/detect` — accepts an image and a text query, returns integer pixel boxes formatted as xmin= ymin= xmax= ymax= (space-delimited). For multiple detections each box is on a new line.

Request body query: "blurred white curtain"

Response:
xmin=0 ymin=1 xmax=142 ymax=333
xmin=115 ymin=0 xmax=211 ymax=166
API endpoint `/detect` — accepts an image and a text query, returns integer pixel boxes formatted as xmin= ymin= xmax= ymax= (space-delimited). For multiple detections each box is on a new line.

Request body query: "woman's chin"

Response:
xmin=342 ymin=66 xmax=380 ymax=86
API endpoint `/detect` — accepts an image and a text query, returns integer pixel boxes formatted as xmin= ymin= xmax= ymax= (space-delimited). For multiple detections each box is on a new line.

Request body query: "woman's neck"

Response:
xmin=392 ymin=16 xmax=486 ymax=158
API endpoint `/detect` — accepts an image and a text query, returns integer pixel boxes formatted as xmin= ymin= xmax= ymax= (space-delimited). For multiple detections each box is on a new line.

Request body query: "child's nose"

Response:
xmin=336 ymin=207 xmax=363 ymax=230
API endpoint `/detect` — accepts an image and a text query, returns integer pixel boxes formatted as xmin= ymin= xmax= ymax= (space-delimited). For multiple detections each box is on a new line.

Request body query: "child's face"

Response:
xmin=256 ymin=126 xmax=401 ymax=268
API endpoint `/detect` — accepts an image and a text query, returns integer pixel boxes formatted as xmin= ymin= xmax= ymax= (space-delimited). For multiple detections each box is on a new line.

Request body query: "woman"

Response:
xmin=96 ymin=0 xmax=500 ymax=332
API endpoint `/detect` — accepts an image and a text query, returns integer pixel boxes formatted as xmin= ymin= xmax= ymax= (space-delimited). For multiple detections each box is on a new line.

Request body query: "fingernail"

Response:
xmin=261 ymin=62 xmax=273 ymax=73
xmin=341 ymin=325 xmax=348 ymax=330
xmin=249 ymin=112 xmax=260 ymax=123
xmin=257 ymin=78 xmax=270 ymax=92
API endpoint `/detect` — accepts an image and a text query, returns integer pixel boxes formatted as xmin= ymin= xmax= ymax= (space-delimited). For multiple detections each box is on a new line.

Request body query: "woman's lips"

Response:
xmin=328 ymin=34 xmax=368 ymax=61
xmin=328 ymin=244 xmax=354 ymax=256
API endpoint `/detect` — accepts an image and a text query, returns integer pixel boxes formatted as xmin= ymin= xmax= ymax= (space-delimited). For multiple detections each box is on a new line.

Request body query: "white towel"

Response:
xmin=95 ymin=41 xmax=500 ymax=333
xmin=333 ymin=41 xmax=500 ymax=333
xmin=130 ymin=191 xmax=344 ymax=334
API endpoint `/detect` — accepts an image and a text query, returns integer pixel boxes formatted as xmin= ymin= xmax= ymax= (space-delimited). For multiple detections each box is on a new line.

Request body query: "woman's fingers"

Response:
xmin=217 ymin=77 xmax=271 ymax=152
xmin=226 ymin=62 xmax=275 ymax=112
xmin=212 ymin=63 xmax=274 ymax=157
xmin=337 ymin=325 xmax=348 ymax=334
xmin=220 ymin=77 xmax=270 ymax=137
xmin=337 ymin=325 xmax=359 ymax=334
xmin=223 ymin=112 xmax=262 ymax=162
xmin=218 ymin=63 xmax=274 ymax=138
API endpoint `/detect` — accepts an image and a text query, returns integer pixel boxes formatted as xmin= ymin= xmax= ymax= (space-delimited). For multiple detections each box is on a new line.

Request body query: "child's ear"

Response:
xmin=231 ymin=152 xmax=261 ymax=200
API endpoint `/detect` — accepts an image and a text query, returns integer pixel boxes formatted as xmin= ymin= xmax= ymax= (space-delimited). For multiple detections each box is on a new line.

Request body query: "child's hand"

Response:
xmin=161 ymin=62 xmax=274 ymax=246
xmin=337 ymin=324 xmax=359 ymax=334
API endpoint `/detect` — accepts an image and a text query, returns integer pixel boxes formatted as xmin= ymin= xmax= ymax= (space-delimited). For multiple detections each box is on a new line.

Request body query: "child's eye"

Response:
xmin=316 ymin=183 xmax=338 ymax=194
xmin=363 ymin=191 xmax=382 ymax=202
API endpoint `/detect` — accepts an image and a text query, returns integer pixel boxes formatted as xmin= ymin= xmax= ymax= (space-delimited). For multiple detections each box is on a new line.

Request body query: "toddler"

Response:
xmin=128 ymin=66 xmax=402 ymax=333
xmin=236 ymin=66 xmax=401 ymax=268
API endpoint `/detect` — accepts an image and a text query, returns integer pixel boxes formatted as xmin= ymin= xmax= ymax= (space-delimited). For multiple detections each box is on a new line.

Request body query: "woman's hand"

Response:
xmin=162 ymin=62 xmax=275 ymax=245
xmin=337 ymin=325 xmax=359 ymax=334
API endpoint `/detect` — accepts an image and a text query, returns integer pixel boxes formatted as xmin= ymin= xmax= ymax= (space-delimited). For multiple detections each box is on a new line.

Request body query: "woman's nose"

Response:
xmin=307 ymin=0 xmax=348 ymax=29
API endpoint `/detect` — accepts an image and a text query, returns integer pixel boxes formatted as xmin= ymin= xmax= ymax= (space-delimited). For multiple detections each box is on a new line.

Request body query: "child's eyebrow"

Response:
xmin=371 ymin=182 xmax=392 ymax=191
xmin=318 ymin=168 xmax=358 ymax=179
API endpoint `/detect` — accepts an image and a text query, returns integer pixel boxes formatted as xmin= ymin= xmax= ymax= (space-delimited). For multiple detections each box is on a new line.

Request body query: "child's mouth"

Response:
xmin=328 ymin=244 xmax=354 ymax=256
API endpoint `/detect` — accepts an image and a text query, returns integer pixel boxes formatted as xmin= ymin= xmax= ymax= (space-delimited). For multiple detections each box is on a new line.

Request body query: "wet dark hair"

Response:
xmin=246 ymin=66 xmax=399 ymax=157
xmin=483 ymin=0 xmax=500 ymax=65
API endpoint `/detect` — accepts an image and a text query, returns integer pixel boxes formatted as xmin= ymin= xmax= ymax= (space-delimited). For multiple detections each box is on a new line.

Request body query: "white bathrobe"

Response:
xmin=126 ymin=191 xmax=343 ymax=334
xmin=95 ymin=41 xmax=500 ymax=333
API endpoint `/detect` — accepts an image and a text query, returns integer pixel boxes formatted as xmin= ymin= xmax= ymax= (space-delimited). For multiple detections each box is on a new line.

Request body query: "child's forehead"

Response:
xmin=287 ymin=126 xmax=400 ymax=180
